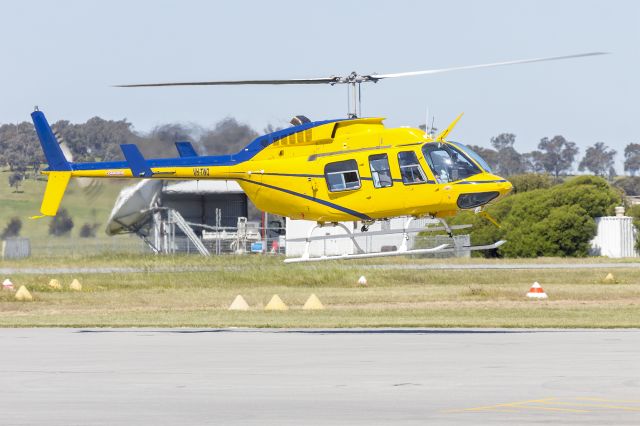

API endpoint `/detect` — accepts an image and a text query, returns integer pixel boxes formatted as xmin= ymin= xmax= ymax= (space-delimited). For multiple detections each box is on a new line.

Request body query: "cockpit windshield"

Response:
xmin=448 ymin=141 xmax=493 ymax=173
xmin=421 ymin=142 xmax=483 ymax=184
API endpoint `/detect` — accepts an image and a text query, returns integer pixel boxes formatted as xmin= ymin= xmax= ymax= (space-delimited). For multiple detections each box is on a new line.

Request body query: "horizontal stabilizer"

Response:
xmin=120 ymin=144 xmax=152 ymax=177
xmin=175 ymin=141 xmax=198 ymax=157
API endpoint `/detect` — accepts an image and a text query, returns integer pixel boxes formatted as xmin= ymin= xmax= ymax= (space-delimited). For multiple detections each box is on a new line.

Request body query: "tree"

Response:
xmin=535 ymin=136 xmax=579 ymax=179
xmin=138 ymin=123 xmax=197 ymax=158
xmin=48 ymin=209 xmax=74 ymax=236
xmin=482 ymin=133 xmax=525 ymax=177
xmin=521 ymin=151 xmax=546 ymax=173
xmin=614 ymin=176 xmax=640 ymax=196
xmin=8 ymin=171 xmax=23 ymax=192
xmin=53 ymin=117 xmax=140 ymax=162
xmin=467 ymin=145 xmax=498 ymax=171
xmin=199 ymin=118 xmax=258 ymax=155
xmin=490 ymin=133 xmax=516 ymax=151
xmin=624 ymin=143 xmax=640 ymax=176
xmin=1 ymin=217 xmax=22 ymax=239
xmin=79 ymin=222 xmax=100 ymax=238
xmin=578 ymin=142 xmax=616 ymax=178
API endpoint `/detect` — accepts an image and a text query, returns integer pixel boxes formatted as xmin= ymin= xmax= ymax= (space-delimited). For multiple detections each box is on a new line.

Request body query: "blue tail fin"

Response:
xmin=31 ymin=110 xmax=72 ymax=171
xmin=120 ymin=144 xmax=153 ymax=177
xmin=175 ymin=141 xmax=198 ymax=158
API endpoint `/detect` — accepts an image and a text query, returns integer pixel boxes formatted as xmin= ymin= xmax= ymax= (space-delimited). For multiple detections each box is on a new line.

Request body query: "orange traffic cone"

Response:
xmin=526 ymin=282 xmax=548 ymax=299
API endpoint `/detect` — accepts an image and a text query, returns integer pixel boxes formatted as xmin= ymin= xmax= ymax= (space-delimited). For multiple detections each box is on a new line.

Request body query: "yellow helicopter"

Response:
xmin=31 ymin=52 xmax=606 ymax=261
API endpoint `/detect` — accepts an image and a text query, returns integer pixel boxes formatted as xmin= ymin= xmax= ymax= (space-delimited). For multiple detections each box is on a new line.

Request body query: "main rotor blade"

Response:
xmin=115 ymin=77 xmax=339 ymax=88
xmin=368 ymin=52 xmax=608 ymax=80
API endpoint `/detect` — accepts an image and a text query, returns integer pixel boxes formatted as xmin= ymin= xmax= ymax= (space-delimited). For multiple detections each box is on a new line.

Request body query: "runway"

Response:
xmin=1 ymin=328 xmax=638 ymax=425
xmin=2 ymin=261 xmax=640 ymax=275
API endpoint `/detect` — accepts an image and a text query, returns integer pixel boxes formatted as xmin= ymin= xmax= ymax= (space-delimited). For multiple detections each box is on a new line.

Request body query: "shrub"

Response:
xmin=508 ymin=173 xmax=553 ymax=194
xmin=626 ymin=205 xmax=640 ymax=252
xmin=1 ymin=217 xmax=22 ymax=239
xmin=48 ymin=208 xmax=74 ymax=236
xmin=452 ymin=175 xmax=621 ymax=257
xmin=79 ymin=222 xmax=100 ymax=238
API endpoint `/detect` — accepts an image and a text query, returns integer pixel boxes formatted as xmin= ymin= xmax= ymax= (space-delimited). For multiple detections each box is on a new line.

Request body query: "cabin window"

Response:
xmin=397 ymin=151 xmax=427 ymax=185
xmin=369 ymin=154 xmax=393 ymax=188
xmin=325 ymin=159 xmax=361 ymax=192
xmin=422 ymin=143 xmax=481 ymax=183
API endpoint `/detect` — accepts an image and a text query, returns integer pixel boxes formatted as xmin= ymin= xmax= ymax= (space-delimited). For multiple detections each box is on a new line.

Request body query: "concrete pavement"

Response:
xmin=0 ymin=328 xmax=638 ymax=425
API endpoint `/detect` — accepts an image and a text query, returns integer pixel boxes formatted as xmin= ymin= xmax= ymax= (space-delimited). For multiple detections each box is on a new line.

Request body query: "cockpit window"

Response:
xmin=422 ymin=143 xmax=482 ymax=183
xmin=397 ymin=151 xmax=427 ymax=185
xmin=448 ymin=141 xmax=493 ymax=173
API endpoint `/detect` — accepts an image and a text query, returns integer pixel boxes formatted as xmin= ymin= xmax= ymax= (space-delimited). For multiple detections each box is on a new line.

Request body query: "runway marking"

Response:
xmin=536 ymin=400 xmax=640 ymax=412
xmin=575 ymin=397 xmax=640 ymax=404
xmin=444 ymin=397 xmax=565 ymax=413
xmin=513 ymin=406 xmax=590 ymax=413
xmin=444 ymin=396 xmax=640 ymax=414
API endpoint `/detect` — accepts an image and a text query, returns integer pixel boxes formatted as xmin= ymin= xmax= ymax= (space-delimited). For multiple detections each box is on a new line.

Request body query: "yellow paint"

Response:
xmin=264 ymin=294 xmax=288 ymax=311
xmin=444 ymin=397 xmax=559 ymax=413
xmin=15 ymin=286 xmax=33 ymax=301
xmin=436 ymin=112 xmax=464 ymax=141
xmin=537 ymin=400 xmax=640 ymax=411
xmin=479 ymin=210 xmax=502 ymax=228
xmin=228 ymin=295 xmax=250 ymax=311
xmin=48 ymin=278 xmax=62 ymax=290
xmin=445 ymin=396 xmax=640 ymax=415
xmin=69 ymin=279 xmax=82 ymax=291
xmin=303 ymin=294 xmax=324 ymax=310
xmin=37 ymin=116 xmax=512 ymax=223
xmin=39 ymin=172 xmax=71 ymax=216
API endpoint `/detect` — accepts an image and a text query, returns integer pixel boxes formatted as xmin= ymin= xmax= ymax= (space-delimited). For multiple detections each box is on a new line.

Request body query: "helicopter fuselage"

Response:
xmin=37 ymin=113 xmax=512 ymax=223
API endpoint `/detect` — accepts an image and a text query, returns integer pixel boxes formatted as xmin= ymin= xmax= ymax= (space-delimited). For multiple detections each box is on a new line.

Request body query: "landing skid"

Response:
xmin=284 ymin=218 xmax=505 ymax=263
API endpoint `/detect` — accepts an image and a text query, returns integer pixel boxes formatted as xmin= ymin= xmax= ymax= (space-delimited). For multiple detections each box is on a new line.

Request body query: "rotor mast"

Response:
xmin=342 ymin=72 xmax=369 ymax=118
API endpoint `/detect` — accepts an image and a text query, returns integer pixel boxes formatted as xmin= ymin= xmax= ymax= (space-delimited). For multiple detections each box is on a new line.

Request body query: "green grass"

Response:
xmin=0 ymin=172 xmax=126 ymax=240
xmin=2 ymin=175 xmax=639 ymax=328
xmin=1 ymin=255 xmax=639 ymax=328
xmin=0 ymin=173 xmax=142 ymax=256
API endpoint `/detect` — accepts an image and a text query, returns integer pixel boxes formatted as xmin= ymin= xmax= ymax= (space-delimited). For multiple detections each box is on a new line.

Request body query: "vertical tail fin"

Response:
xmin=30 ymin=109 xmax=72 ymax=218
xmin=31 ymin=109 xmax=72 ymax=171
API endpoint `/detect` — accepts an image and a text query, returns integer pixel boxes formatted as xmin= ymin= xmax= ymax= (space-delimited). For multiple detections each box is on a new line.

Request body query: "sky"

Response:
xmin=1 ymin=0 xmax=638 ymax=167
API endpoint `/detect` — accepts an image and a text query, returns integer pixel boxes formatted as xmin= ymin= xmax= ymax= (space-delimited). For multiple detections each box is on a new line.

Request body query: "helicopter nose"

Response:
xmin=501 ymin=179 xmax=513 ymax=195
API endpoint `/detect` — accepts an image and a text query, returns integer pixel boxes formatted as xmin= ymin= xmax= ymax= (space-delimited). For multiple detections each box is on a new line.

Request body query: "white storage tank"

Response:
xmin=590 ymin=207 xmax=638 ymax=258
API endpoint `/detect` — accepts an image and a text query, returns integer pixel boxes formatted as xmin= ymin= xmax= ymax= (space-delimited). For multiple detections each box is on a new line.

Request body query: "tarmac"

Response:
xmin=1 ymin=328 xmax=638 ymax=425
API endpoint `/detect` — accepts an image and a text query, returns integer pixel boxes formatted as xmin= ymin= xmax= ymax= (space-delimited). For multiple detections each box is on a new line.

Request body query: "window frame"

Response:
xmin=324 ymin=159 xmax=362 ymax=193
xmin=368 ymin=153 xmax=393 ymax=189
xmin=397 ymin=150 xmax=428 ymax=186
xmin=421 ymin=142 xmax=482 ymax=184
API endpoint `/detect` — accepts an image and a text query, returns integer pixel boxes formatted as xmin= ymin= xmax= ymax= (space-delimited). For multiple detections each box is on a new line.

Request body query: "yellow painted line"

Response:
xmin=538 ymin=401 xmax=640 ymax=412
xmin=443 ymin=398 xmax=557 ymax=413
xmin=575 ymin=397 xmax=640 ymax=404
xmin=476 ymin=409 xmax=521 ymax=413
xmin=518 ymin=406 xmax=590 ymax=413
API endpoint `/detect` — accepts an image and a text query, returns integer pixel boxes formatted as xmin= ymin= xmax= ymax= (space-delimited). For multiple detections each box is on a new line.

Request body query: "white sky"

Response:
xmin=1 ymin=0 xmax=638 ymax=167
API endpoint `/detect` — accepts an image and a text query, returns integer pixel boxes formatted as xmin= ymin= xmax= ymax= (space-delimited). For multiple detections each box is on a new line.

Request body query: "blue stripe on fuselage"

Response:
xmin=236 ymin=178 xmax=371 ymax=221
xmin=62 ymin=118 xmax=345 ymax=172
